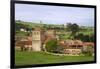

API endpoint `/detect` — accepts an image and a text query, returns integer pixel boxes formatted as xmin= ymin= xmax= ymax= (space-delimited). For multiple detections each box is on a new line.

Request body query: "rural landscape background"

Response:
xmin=15 ymin=4 xmax=95 ymax=66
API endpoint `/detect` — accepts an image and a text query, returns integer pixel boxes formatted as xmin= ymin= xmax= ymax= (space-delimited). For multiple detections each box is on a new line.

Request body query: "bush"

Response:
xmin=45 ymin=39 xmax=58 ymax=53
xmin=82 ymin=51 xmax=92 ymax=56
xmin=82 ymin=46 xmax=93 ymax=56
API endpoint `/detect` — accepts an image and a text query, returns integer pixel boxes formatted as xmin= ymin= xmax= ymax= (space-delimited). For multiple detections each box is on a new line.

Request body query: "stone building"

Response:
xmin=59 ymin=40 xmax=94 ymax=56
xmin=15 ymin=28 xmax=94 ymax=56
xmin=32 ymin=28 xmax=42 ymax=51
xmin=15 ymin=28 xmax=56 ymax=51
xmin=59 ymin=40 xmax=83 ymax=56
xmin=15 ymin=37 xmax=32 ymax=51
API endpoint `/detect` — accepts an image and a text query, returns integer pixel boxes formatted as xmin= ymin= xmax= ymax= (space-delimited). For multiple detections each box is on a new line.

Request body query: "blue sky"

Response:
xmin=15 ymin=4 xmax=94 ymax=26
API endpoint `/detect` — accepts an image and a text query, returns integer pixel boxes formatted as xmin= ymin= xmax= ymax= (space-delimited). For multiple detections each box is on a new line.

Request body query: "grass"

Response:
xmin=15 ymin=51 xmax=94 ymax=66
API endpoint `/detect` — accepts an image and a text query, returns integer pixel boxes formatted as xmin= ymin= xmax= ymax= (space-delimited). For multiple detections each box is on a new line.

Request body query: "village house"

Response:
xmin=20 ymin=28 xmax=27 ymax=32
xmin=15 ymin=28 xmax=94 ymax=56
xmin=59 ymin=40 xmax=83 ymax=56
xmin=15 ymin=28 xmax=57 ymax=51
xmin=59 ymin=40 xmax=94 ymax=56
xmin=15 ymin=36 xmax=32 ymax=51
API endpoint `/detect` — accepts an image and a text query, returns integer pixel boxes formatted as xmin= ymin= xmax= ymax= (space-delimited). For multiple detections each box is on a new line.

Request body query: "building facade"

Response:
xmin=15 ymin=28 xmax=94 ymax=56
xmin=32 ymin=28 xmax=42 ymax=51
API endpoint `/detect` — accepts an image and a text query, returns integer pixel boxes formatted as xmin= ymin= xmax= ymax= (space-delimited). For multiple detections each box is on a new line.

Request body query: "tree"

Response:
xmin=71 ymin=23 xmax=79 ymax=35
xmin=89 ymin=34 xmax=94 ymax=42
xmin=45 ymin=39 xmax=58 ymax=53
xmin=67 ymin=23 xmax=80 ymax=38
xmin=74 ymin=33 xmax=94 ymax=42
xmin=66 ymin=23 xmax=72 ymax=31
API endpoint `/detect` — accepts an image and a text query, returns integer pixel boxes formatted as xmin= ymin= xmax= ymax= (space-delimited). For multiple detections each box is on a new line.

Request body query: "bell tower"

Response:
xmin=32 ymin=28 xmax=42 ymax=51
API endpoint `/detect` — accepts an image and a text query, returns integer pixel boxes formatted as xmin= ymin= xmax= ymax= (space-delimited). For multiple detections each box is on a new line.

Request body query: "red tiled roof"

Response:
xmin=59 ymin=40 xmax=94 ymax=47
xmin=16 ymin=41 xmax=32 ymax=46
xmin=59 ymin=40 xmax=83 ymax=46
xmin=83 ymin=42 xmax=94 ymax=46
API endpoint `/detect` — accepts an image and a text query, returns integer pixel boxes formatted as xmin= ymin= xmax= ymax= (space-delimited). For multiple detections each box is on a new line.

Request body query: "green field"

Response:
xmin=15 ymin=51 xmax=94 ymax=66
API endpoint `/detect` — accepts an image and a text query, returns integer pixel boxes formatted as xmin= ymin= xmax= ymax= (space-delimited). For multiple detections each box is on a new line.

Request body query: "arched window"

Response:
xmin=37 ymin=32 xmax=38 ymax=35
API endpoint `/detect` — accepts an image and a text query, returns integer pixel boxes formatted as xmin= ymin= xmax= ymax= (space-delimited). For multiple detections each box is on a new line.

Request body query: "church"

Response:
xmin=15 ymin=27 xmax=57 ymax=51
xmin=15 ymin=28 xmax=94 ymax=56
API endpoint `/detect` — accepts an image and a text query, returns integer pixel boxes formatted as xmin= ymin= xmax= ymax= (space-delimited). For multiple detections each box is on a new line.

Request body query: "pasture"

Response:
xmin=15 ymin=51 xmax=94 ymax=66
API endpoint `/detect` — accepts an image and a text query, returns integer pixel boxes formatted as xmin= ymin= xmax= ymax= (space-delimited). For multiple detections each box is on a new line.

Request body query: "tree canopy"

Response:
xmin=45 ymin=39 xmax=58 ymax=53
xmin=67 ymin=23 xmax=80 ymax=36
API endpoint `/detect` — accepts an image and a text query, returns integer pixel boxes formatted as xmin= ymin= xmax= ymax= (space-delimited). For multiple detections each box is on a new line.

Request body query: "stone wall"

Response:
xmin=63 ymin=49 xmax=82 ymax=56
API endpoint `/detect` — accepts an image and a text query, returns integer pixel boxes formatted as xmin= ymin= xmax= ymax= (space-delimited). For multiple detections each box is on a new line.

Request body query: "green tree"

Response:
xmin=74 ymin=33 xmax=94 ymax=42
xmin=45 ymin=39 xmax=58 ymax=53
xmin=67 ymin=23 xmax=80 ymax=38
xmin=66 ymin=23 xmax=72 ymax=31
xmin=71 ymin=24 xmax=79 ymax=35
xmin=89 ymin=34 xmax=94 ymax=42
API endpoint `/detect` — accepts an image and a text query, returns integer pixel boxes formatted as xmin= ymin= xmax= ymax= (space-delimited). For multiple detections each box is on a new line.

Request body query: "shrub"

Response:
xmin=45 ymin=39 xmax=58 ymax=53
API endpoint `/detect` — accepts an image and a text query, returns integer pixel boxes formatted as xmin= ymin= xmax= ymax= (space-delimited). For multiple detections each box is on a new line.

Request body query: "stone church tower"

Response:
xmin=32 ymin=28 xmax=42 ymax=51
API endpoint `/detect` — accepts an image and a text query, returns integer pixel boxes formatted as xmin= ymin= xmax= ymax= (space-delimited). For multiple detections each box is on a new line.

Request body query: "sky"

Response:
xmin=15 ymin=4 xmax=94 ymax=26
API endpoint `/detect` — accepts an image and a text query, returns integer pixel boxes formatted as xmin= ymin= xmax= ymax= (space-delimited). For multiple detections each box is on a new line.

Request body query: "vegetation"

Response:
xmin=15 ymin=20 xmax=95 ymax=66
xmin=15 ymin=20 xmax=94 ymax=42
xmin=15 ymin=51 xmax=94 ymax=66
xmin=82 ymin=46 xmax=94 ymax=56
xmin=74 ymin=33 xmax=94 ymax=42
xmin=15 ymin=31 xmax=30 ymax=37
xmin=67 ymin=23 xmax=80 ymax=36
xmin=45 ymin=39 xmax=58 ymax=53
